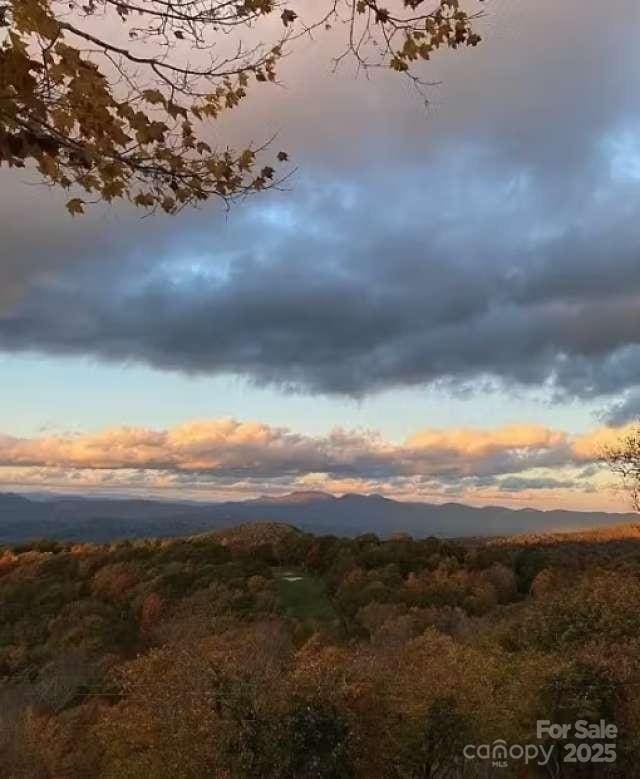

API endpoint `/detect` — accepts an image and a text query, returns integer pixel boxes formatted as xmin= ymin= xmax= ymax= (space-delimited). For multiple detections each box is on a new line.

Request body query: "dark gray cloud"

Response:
xmin=2 ymin=0 xmax=640 ymax=400
xmin=497 ymin=476 xmax=579 ymax=493
xmin=602 ymin=390 xmax=640 ymax=426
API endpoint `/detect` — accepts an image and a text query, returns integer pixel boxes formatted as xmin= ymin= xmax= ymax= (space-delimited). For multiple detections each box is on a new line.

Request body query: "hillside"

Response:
xmin=0 ymin=490 xmax=635 ymax=544
xmin=201 ymin=522 xmax=303 ymax=552
xmin=2 ymin=521 xmax=640 ymax=777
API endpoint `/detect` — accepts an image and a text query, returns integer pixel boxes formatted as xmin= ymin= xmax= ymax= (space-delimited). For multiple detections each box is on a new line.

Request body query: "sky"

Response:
xmin=2 ymin=0 xmax=640 ymax=510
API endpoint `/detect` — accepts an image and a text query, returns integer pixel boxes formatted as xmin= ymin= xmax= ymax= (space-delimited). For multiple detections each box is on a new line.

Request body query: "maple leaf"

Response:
xmin=142 ymin=89 xmax=165 ymax=106
xmin=281 ymin=8 xmax=297 ymax=26
xmin=66 ymin=198 xmax=85 ymax=216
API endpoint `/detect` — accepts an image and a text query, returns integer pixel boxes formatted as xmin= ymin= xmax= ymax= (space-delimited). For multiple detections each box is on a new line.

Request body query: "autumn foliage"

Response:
xmin=0 ymin=0 xmax=483 ymax=213
xmin=2 ymin=523 xmax=640 ymax=776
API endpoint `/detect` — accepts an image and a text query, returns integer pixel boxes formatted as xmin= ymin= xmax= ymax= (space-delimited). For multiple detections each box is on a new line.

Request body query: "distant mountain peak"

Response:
xmin=0 ymin=492 xmax=33 ymax=505
xmin=267 ymin=490 xmax=335 ymax=504
xmin=338 ymin=492 xmax=392 ymax=503
xmin=245 ymin=490 xmax=336 ymax=506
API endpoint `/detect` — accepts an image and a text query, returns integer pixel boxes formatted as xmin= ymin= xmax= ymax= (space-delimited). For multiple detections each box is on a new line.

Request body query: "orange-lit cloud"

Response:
xmin=0 ymin=418 xmax=636 ymax=511
xmin=408 ymin=425 xmax=567 ymax=457
xmin=571 ymin=423 xmax=637 ymax=461
xmin=0 ymin=419 xmax=622 ymax=474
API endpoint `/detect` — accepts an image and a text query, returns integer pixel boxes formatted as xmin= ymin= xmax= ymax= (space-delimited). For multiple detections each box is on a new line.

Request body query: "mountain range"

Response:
xmin=0 ymin=490 xmax=636 ymax=544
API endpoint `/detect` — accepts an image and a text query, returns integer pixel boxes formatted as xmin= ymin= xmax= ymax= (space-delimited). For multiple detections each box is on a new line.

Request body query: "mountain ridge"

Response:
xmin=0 ymin=489 xmax=636 ymax=545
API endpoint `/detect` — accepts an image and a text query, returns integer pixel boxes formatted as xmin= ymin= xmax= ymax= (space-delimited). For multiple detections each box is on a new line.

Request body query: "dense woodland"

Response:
xmin=2 ymin=521 xmax=640 ymax=777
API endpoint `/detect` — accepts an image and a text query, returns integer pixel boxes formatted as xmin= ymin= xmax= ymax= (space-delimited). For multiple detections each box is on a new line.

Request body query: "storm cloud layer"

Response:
xmin=2 ymin=0 xmax=640 ymax=406
xmin=3 ymin=165 xmax=640 ymax=400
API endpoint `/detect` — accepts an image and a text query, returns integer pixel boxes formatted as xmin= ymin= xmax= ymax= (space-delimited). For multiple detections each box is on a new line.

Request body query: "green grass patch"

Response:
xmin=275 ymin=570 xmax=337 ymax=623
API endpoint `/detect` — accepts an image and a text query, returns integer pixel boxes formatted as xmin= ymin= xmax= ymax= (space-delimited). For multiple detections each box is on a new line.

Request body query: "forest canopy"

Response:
xmin=0 ymin=0 xmax=483 ymax=213
xmin=2 ymin=522 xmax=640 ymax=776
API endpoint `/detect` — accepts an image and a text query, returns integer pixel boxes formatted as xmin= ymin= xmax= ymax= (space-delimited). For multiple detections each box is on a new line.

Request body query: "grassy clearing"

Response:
xmin=275 ymin=569 xmax=337 ymax=623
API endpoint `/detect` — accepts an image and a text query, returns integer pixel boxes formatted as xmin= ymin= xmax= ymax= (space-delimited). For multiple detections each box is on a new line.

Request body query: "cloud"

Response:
xmin=3 ymin=161 xmax=640 ymax=400
xmin=0 ymin=418 xmax=631 ymax=510
xmin=407 ymin=425 xmax=567 ymax=459
xmin=601 ymin=390 xmax=640 ymax=426
xmin=571 ymin=424 xmax=637 ymax=461
xmin=497 ymin=476 xmax=580 ymax=492
xmin=0 ymin=420 xmax=341 ymax=476
xmin=1 ymin=1 xmax=640 ymax=403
